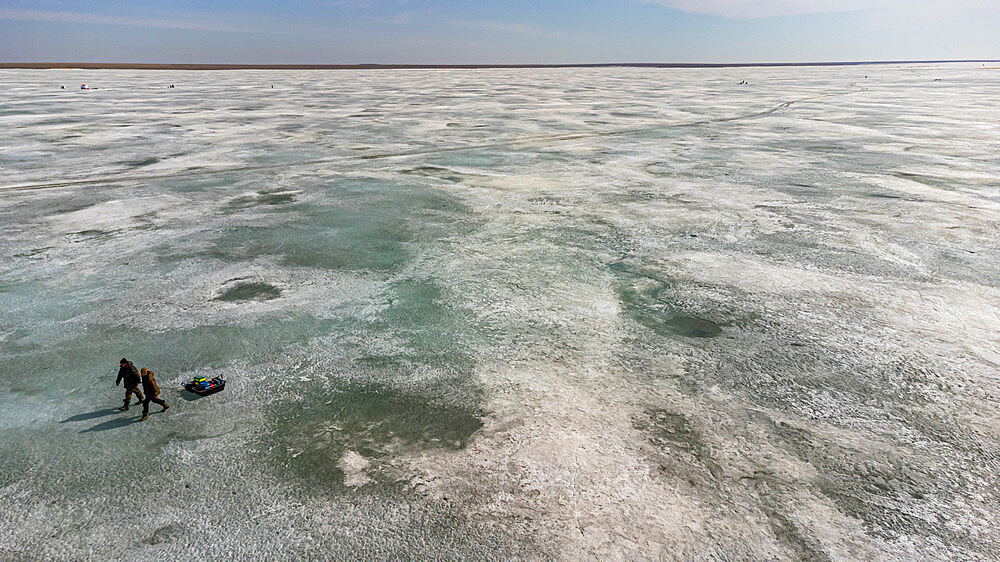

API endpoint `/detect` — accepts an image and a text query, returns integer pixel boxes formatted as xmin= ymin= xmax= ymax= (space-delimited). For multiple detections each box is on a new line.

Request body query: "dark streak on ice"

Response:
xmin=215 ymin=281 xmax=282 ymax=302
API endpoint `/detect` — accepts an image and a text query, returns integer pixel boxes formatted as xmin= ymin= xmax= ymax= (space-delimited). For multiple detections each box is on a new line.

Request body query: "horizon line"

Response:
xmin=2 ymin=59 xmax=998 ymax=71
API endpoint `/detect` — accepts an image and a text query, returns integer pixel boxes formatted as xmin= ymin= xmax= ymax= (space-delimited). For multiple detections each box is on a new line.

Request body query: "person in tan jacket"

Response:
xmin=139 ymin=368 xmax=169 ymax=422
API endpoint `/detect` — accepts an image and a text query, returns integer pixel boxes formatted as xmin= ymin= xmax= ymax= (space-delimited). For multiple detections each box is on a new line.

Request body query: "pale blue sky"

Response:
xmin=1 ymin=1 xmax=998 ymax=63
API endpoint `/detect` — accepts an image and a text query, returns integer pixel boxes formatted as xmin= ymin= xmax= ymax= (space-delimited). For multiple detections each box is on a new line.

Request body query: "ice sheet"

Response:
xmin=1 ymin=64 xmax=999 ymax=559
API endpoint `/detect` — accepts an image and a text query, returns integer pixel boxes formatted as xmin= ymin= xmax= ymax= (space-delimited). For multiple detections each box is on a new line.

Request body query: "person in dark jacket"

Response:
xmin=139 ymin=368 xmax=169 ymax=422
xmin=116 ymin=358 xmax=144 ymax=411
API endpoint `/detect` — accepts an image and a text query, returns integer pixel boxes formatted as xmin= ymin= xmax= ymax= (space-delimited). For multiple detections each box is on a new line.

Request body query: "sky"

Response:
xmin=1 ymin=0 xmax=998 ymax=64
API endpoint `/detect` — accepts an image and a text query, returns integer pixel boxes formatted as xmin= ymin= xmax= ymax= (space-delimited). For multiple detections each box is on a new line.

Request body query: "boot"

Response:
xmin=118 ymin=400 xmax=130 ymax=411
xmin=160 ymin=402 xmax=169 ymax=412
xmin=138 ymin=414 xmax=149 ymax=422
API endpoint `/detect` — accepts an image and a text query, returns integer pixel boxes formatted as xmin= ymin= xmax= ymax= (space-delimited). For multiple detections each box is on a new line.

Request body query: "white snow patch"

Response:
xmin=338 ymin=451 xmax=372 ymax=488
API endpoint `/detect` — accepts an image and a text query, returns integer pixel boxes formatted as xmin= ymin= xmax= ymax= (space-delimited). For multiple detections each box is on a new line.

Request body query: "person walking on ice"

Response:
xmin=116 ymin=358 xmax=143 ymax=411
xmin=139 ymin=368 xmax=169 ymax=422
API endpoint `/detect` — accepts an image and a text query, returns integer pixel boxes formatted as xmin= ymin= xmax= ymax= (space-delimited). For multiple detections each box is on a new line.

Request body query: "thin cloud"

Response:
xmin=389 ymin=12 xmax=415 ymax=24
xmin=642 ymin=0 xmax=898 ymax=19
xmin=450 ymin=19 xmax=567 ymax=40
xmin=643 ymin=0 xmax=1000 ymax=19
xmin=320 ymin=0 xmax=376 ymax=7
xmin=0 ymin=7 xmax=253 ymax=33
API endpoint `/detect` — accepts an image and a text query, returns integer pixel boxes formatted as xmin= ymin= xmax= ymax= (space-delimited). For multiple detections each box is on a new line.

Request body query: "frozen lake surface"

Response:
xmin=1 ymin=64 xmax=999 ymax=559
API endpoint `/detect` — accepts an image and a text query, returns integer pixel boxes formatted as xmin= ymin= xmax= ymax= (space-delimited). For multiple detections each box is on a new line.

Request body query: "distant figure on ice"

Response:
xmin=138 ymin=368 xmax=168 ymax=422
xmin=116 ymin=358 xmax=144 ymax=411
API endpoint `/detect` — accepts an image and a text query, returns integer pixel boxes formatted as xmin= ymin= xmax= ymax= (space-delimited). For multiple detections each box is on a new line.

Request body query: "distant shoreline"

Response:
xmin=1 ymin=60 xmax=997 ymax=71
